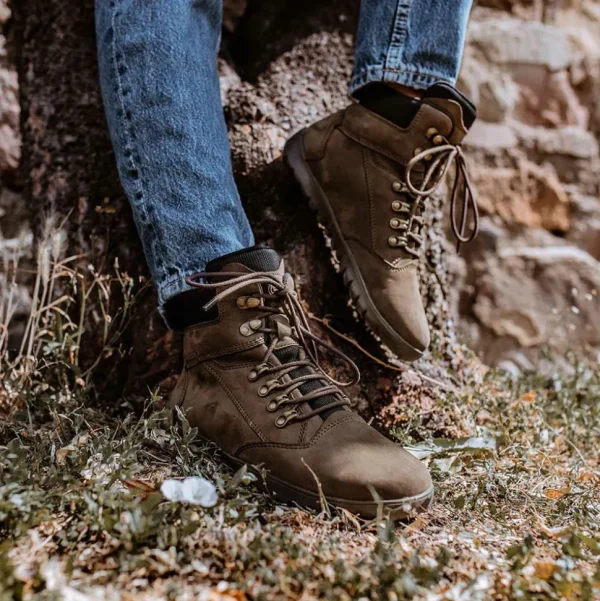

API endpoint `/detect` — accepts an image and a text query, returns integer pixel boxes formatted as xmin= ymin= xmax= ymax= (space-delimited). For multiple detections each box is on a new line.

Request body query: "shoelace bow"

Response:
xmin=186 ymin=271 xmax=360 ymax=427
xmin=404 ymin=141 xmax=479 ymax=252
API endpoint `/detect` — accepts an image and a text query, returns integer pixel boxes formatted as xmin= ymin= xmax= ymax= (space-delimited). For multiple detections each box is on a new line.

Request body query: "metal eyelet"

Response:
xmin=267 ymin=395 xmax=288 ymax=412
xmin=240 ymin=323 xmax=252 ymax=336
xmin=433 ymin=135 xmax=444 ymax=146
xmin=413 ymin=147 xmax=423 ymax=157
xmin=392 ymin=181 xmax=407 ymax=193
xmin=258 ymin=378 xmax=281 ymax=397
xmin=388 ymin=235 xmax=408 ymax=248
xmin=426 ymin=127 xmax=439 ymax=139
xmin=390 ymin=218 xmax=408 ymax=230
xmin=275 ymin=410 xmax=297 ymax=428
xmin=391 ymin=200 xmax=411 ymax=213
xmin=248 ymin=363 xmax=269 ymax=382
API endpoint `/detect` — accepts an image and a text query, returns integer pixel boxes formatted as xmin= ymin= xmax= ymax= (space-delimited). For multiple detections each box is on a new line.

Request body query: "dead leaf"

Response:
xmin=520 ymin=391 xmax=537 ymax=403
xmin=56 ymin=445 xmax=77 ymax=465
xmin=406 ymin=436 xmax=497 ymax=459
xmin=534 ymin=560 xmax=556 ymax=580
xmin=543 ymin=487 xmax=571 ymax=499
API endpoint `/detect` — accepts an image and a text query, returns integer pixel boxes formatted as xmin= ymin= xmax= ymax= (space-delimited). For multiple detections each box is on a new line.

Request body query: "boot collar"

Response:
xmin=340 ymin=100 xmax=468 ymax=166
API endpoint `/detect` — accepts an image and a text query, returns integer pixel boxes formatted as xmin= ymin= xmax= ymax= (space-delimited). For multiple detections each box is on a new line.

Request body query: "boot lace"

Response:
xmin=186 ymin=270 xmax=360 ymax=428
xmin=388 ymin=134 xmax=479 ymax=256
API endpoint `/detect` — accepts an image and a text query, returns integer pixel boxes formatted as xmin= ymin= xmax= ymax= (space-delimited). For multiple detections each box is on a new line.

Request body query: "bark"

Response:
xmin=12 ymin=0 xmax=470 ymax=437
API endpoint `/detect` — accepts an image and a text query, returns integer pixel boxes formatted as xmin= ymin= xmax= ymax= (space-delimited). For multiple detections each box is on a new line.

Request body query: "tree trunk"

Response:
xmin=12 ymin=0 xmax=470 ymax=437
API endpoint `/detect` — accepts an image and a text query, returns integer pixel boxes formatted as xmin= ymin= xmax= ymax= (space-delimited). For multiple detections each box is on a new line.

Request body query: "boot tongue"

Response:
xmin=206 ymin=245 xmax=282 ymax=273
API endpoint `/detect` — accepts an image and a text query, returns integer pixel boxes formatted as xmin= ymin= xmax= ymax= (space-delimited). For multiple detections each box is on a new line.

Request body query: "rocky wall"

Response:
xmin=456 ymin=2 xmax=600 ymax=371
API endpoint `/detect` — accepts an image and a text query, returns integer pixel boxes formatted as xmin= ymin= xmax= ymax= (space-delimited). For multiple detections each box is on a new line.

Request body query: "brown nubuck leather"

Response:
xmin=285 ymin=84 xmax=477 ymax=361
xmin=170 ymin=247 xmax=433 ymax=518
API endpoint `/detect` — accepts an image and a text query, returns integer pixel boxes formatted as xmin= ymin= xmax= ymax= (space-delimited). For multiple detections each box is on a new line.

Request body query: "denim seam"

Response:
xmin=109 ymin=0 xmax=169 ymax=283
xmin=350 ymin=65 xmax=452 ymax=93
xmin=384 ymin=1 xmax=412 ymax=73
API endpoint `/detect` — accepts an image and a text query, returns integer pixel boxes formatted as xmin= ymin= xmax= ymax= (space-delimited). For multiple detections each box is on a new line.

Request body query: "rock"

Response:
xmin=515 ymin=70 xmax=589 ymax=128
xmin=0 ymin=187 xmax=28 ymax=237
xmin=464 ymin=120 xmax=518 ymax=151
xmin=0 ymin=21 xmax=21 ymax=176
xmin=565 ymin=191 xmax=600 ymax=260
xmin=0 ymin=123 xmax=19 ymax=174
xmin=516 ymin=123 xmax=599 ymax=159
xmin=478 ymin=74 xmax=519 ymax=123
xmin=460 ymin=225 xmax=600 ymax=366
xmin=469 ymin=18 xmax=575 ymax=72
xmin=0 ymin=1 xmax=9 ymax=25
xmin=471 ymin=161 xmax=571 ymax=232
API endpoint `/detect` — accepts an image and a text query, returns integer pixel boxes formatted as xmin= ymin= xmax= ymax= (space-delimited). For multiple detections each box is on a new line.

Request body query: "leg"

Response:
xmin=95 ymin=0 xmax=254 ymax=318
xmin=351 ymin=0 xmax=473 ymax=94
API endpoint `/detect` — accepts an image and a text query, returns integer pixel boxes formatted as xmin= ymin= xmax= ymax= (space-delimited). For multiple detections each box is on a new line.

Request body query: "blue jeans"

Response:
xmin=95 ymin=0 xmax=472 ymax=315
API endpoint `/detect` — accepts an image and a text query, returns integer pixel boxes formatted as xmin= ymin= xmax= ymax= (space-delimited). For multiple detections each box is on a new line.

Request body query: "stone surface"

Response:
xmin=516 ymin=124 xmax=599 ymax=159
xmin=7 ymin=0 xmax=600 ymax=378
xmin=469 ymin=18 xmax=575 ymax=71
xmin=464 ymin=120 xmax=518 ymax=150
xmin=461 ymin=222 xmax=600 ymax=366
xmin=471 ymin=161 xmax=571 ymax=232
xmin=0 ymin=9 xmax=20 ymax=176
xmin=478 ymin=73 xmax=519 ymax=123
xmin=565 ymin=190 xmax=600 ymax=260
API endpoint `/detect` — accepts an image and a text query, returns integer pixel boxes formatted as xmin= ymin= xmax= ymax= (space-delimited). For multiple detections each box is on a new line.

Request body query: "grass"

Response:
xmin=0 ymin=226 xmax=599 ymax=600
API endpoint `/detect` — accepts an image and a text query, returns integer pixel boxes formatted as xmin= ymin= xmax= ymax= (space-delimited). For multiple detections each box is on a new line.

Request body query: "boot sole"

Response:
xmin=284 ymin=130 xmax=425 ymax=362
xmin=218 ymin=444 xmax=434 ymax=520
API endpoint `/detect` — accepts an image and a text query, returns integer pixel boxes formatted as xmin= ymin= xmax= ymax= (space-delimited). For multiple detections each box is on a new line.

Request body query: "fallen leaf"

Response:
xmin=520 ymin=391 xmax=537 ymax=403
xmin=406 ymin=436 xmax=497 ymax=459
xmin=534 ymin=560 xmax=556 ymax=580
xmin=56 ymin=445 xmax=77 ymax=465
xmin=543 ymin=487 xmax=571 ymax=499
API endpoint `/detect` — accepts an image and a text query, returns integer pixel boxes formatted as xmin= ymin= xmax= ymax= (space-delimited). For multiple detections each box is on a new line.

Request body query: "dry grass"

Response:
xmin=0 ymin=225 xmax=598 ymax=601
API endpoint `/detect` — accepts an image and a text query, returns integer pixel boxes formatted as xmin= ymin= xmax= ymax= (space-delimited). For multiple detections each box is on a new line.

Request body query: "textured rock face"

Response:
xmin=11 ymin=0 xmax=464 ymax=435
xmin=0 ymin=0 xmax=19 ymax=177
xmin=457 ymin=4 xmax=600 ymax=368
xmin=462 ymin=220 xmax=600 ymax=371
xmin=7 ymin=0 xmax=600 ymax=379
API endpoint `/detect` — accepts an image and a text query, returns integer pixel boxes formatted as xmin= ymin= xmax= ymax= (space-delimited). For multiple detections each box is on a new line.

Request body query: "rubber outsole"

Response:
xmin=283 ymin=130 xmax=425 ymax=362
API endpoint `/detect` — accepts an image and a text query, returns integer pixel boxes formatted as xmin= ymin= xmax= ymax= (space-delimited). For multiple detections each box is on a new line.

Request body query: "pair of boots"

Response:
xmin=169 ymin=83 xmax=477 ymax=518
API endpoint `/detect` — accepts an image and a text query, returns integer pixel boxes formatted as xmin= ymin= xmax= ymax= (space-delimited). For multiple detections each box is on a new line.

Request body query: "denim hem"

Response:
xmin=349 ymin=65 xmax=453 ymax=95
xmin=155 ymin=269 xmax=202 ymax=328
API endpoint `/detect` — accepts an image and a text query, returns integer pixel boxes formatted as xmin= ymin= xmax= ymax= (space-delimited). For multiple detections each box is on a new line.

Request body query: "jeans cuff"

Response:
xmin=349 ymin=65 xmax=454 ymax=96
xmin=156 ymin=269 xmax=200 ymax=326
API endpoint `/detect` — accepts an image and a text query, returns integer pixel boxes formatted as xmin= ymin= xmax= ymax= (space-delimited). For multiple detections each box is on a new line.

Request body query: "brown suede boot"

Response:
xmin=284 ymin=82 xmax=478 ymax=361
xmin=170 ymin=246 xmax=433 ymax=518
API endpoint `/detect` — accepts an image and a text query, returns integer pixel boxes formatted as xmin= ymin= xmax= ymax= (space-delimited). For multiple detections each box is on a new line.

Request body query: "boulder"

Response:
xmin=516 ymin=123 xmax=599 ymax=159
xmin=469 ymin=18 xmax=575 ymax=72
xmin=470 ymin=161 xmax=571 ymax=232
xmin=460 ymin=222 xmax=600 ymax=366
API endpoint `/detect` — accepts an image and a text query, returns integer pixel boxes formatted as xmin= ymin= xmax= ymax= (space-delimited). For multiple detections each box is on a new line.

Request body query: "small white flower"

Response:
xmin=160 ymin=477 xmax=218 ymax=507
